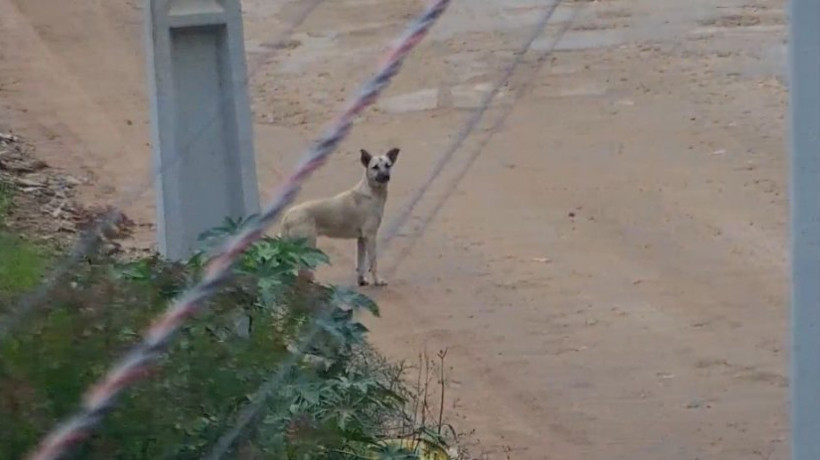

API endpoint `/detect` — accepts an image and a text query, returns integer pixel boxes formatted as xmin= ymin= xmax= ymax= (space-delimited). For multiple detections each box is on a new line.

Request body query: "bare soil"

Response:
xmin=0 ymin=0 xmax=790 ymax=458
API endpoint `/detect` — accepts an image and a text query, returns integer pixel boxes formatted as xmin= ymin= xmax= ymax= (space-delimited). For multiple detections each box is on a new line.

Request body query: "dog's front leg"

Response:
xmin=365 ymin=237 xmax=387 ymax=286
xmin=356 ymin=237 xmax=369 ymax=286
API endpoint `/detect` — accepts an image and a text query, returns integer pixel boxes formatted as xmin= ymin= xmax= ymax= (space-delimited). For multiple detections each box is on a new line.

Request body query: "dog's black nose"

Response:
xmin=376 ymin=174 xmax=390 ymax=183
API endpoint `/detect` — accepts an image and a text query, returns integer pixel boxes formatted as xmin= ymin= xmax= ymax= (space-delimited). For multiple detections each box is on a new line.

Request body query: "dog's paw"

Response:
xmin=358 ymin=277 xmax=370 ymax=286
xmin=374 ymin=278 xmax=388 ymax=287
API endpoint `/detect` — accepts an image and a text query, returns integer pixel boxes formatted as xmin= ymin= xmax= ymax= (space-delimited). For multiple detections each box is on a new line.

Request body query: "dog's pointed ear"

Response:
xmin=386 ymin=148 xmax=400 ymax=165
xmin=360 ymin=149 xmax=372 ymax=167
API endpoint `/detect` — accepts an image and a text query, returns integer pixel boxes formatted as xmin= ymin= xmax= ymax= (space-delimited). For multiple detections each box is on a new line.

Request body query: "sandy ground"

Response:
xmin=0 ymin=0 xmax=790 ymax=458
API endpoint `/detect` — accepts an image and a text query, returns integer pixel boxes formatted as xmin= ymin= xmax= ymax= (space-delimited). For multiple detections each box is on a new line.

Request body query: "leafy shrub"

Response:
xmin=0 ymin=217 xmax=434 ymax=459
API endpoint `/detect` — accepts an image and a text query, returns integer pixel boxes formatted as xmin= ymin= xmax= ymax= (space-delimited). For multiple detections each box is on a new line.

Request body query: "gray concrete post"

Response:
xmin=789 ymin=0 xmax=820 ymax=458
xmin=145 ymin=0 xmax=259 ymax=260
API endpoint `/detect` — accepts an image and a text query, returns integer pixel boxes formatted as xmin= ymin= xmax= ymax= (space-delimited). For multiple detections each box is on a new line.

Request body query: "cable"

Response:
xmin=0 ymin=0 xmax=326 ymax=341
xmin=379 ymin=0 xmax=565 ymax=249
xmin=203 ymin=1 xmax=576 ymax=456
xmin=387 ymin=1 xmax=584 ymax=274
xmin=26 ymin=2 xmax=451 ymax=459
xmin=203 ymin=311 xmax=328 ymax=460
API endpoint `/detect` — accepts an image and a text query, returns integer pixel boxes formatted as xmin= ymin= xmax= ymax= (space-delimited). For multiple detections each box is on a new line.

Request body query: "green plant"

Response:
xmin=0 ymin=217 xmax=447 ymax=459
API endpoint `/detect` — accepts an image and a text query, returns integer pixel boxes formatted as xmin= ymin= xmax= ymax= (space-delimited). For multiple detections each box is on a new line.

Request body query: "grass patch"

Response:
xmin=0 ymin=179 xmax=11 ymax=219
xmin=0 ymin=181 xmax=50 ymax=302
xmin=0 ymin=233 xmax=48 ymax=297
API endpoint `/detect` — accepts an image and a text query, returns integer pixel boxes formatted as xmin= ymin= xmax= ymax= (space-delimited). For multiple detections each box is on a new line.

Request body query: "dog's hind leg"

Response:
xmin=298 ymin=232 xmax=318 ymax=282
xmin=356 ymin=237 xmax=368 ymax=286
xmin=364 ymin=237 xmax=386 ymax=286
xmin=281 ymin=222 xmax=318 ymax=283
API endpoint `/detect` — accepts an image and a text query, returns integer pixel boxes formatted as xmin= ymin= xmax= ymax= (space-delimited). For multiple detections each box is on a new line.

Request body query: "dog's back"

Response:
xmin=280 ymin=188 xmax=384 ymax=242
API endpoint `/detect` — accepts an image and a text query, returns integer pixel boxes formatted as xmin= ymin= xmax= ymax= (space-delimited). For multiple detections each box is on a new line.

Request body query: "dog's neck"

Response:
xmin=356 ymin=176 xmax=388 ymax=199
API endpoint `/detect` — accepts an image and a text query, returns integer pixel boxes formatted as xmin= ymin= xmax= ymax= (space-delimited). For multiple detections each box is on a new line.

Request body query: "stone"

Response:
xmin=377 ymin=88 xmax=439 ymax=114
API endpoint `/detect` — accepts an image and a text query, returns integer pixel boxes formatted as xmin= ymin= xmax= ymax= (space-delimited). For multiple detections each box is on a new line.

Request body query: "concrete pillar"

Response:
xmin=789 ymin=0 xmax=820 ymax=458
xmin=145 ymin=0 xmax=259 ymax=260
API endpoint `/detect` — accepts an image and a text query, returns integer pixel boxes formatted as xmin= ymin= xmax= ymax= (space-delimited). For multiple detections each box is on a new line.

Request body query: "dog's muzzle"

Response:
xmin=375 ymin=174 xmax=390 ymax=183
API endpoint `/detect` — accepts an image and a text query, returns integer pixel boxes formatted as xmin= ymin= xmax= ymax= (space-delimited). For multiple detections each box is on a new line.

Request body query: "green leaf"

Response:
xmin=330 ymin=287 xmax=380 ymax=317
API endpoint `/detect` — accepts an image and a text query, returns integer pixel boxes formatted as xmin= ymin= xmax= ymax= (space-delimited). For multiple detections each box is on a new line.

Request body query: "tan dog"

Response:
xmin=279 ymin=147 xmax=400 ymax=286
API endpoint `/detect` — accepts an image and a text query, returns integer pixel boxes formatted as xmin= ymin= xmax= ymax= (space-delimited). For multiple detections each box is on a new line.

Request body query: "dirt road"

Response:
xmin=0 ymin=0 xmax=790 ymax=458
